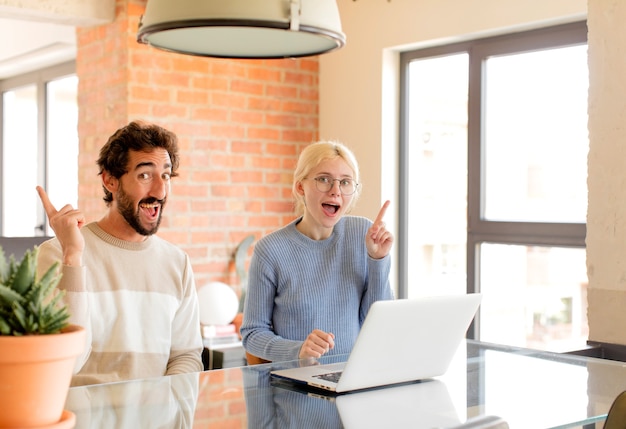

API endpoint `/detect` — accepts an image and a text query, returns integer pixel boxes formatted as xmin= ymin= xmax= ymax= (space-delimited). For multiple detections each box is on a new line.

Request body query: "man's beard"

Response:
xmin=116 ymin=184 xmax=164 ymax=236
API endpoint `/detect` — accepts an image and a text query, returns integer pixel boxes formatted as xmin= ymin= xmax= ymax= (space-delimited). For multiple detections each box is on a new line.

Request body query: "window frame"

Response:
xmin=398 ymin=22 xmax=588 ymax=339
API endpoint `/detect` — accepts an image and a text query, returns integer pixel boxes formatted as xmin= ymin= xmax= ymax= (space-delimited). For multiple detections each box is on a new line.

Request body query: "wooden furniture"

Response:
xmin=245 ymin=351 xmax=270 ymax=366
xmin=604 ymin=391 xmax=626 ymax=429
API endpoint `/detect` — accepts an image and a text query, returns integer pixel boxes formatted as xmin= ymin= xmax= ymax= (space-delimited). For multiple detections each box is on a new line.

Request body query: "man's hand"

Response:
xmin=366 ymin=200 xmax=393 ymax=259
xmin=36 ymin=186 xmax=85 ymax=267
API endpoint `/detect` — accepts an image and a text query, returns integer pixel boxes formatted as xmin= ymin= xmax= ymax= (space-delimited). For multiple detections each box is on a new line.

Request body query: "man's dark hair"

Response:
xmin=97 ymin=121 xmax=180 ymax=204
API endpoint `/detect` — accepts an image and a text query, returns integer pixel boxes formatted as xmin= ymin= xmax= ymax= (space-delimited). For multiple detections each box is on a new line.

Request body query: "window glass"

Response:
xmin=483 ymin=45 xmax=589 ymax=223
xmin=479 ymin=244 xmax=588 ymax=352
xmin=2 ymin=85 xmax=38 ymax=236
xmin=407 ymin=53 xmax=469 ymax=298
xmin=400 ymin=23 xmax=588 ymax=352
xmin=47 ymin=75 xmax=78 ymax=218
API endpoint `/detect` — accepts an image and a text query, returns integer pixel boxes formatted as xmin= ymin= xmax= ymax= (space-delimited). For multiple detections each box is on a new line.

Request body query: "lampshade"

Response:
xmin=137 ymin=0 xmax=346 ymax=59
xmin=197 ymin=282 xmax=239 ymax=326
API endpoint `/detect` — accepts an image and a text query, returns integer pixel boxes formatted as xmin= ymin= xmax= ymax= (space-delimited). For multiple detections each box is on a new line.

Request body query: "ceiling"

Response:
xmin=0 ymin=17 xmax=76 ymax=79
xmin=0 ymin=1 xmax=114 ymax=79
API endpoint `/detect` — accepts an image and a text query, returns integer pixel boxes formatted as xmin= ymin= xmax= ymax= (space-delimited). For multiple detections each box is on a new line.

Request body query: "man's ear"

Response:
xmin=101 ymin=171 xmax=118 ymax=193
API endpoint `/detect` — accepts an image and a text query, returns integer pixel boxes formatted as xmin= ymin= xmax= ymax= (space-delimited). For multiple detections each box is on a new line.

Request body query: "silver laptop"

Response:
xmin=270 ymin=377 xmax=461 ymax=428
xmin=337 ymin=379 xmax=461 ymax=428
xmin=270 ymin=293 xmax=482 ymax=393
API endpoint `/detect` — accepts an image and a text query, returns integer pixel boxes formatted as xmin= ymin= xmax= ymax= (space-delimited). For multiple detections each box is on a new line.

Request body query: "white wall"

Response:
xmin=586 ymin=0 xmax=626 ymax=344
xmin=319 ymin=0 xmax=586 ymax=222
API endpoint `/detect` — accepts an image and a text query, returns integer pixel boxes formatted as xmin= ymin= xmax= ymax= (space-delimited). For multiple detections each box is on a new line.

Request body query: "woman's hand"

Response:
xmin=366 ymin=200 xmax=393 ymax=259
xmin=299 ymin=329 xmax=335 ymax=359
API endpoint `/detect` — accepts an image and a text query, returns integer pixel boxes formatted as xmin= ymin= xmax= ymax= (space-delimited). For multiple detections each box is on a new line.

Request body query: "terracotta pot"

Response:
xmin=0 ymin=324 xmax=86 ymax=428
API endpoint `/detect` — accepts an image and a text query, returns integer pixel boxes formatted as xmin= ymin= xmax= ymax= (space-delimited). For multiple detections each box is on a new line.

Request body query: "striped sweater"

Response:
xmin=37 ymin=222 xmax=203 ymax=386
xmin=241 ymin=216 xmax=394 ymax=362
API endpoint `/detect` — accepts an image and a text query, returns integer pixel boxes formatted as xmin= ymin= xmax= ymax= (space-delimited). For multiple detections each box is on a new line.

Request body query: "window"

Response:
xmin=0 ymin=62 xmax=78 ymax=237
xmin=399 ymin=22 xmax=588 ymax=352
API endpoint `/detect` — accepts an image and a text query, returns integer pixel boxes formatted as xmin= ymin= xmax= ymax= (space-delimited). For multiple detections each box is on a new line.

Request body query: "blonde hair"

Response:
xmin=292 ymin=140 xmax=361 ymax=215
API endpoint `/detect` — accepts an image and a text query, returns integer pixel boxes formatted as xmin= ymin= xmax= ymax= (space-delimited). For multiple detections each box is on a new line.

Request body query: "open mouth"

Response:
xmin=322 ymin=203 xmax=340 ymax=216
xmin=139 ymin=202 xmax=160 ymax=220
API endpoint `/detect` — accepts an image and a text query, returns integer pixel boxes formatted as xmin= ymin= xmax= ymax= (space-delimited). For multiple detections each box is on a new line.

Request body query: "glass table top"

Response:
xmin=65 ymin=340 xmax=626 ymax=428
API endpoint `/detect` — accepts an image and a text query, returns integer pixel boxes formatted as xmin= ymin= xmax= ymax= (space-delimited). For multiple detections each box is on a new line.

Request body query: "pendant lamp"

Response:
xmin=137 ymin=0 xmax=346 ymax=59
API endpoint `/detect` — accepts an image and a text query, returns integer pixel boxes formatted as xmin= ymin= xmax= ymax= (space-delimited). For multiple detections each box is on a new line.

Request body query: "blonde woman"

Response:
xmin=241 ymin=140 xmax=393 ymax=363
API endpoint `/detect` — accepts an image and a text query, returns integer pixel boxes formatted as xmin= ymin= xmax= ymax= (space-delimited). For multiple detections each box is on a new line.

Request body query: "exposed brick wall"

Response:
xmin=76 ymin=0 xmax=319 ymax=294
xmin=194 ymin=370 xmax=247 ymax=428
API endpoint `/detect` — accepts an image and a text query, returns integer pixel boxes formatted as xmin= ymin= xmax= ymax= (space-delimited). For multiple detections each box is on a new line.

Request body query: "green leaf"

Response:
xmin=12 ymin=302 xmax=27 ymax=328
xmin=0 ymin=284 xmax=24 ymax=307
xmin=0 ymin=246 xmax=8 ymax=284
xmin=11 ymin=249 xmax=36 ymax=295
xmin=37 ymin=261 xmax=60 ymax=286
xmin=0 ymin=245 xmax=70 ymax=336
xmin=0 ymin=314 xmax=11 ymax=335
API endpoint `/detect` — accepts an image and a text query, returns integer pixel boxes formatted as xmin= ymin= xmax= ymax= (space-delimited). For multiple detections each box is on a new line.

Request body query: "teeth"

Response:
xmin=140 ymin=203 xmax=158 ymax=208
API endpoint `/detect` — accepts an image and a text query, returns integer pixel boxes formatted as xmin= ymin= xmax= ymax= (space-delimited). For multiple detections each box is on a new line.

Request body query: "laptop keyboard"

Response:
xmin=313 ymin=371 xmax=343 ymax=383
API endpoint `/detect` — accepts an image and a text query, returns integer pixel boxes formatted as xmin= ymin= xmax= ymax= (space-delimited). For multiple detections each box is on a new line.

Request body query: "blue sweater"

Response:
xmin=241 ymin=216 xmax=394 ymax=362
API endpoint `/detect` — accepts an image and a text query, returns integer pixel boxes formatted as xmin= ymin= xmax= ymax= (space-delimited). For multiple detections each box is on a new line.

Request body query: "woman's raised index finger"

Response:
xmin=374 ymin=200 xmax=390 ymax=224
xmin=36 ymin=186 xmax=57 ymax=217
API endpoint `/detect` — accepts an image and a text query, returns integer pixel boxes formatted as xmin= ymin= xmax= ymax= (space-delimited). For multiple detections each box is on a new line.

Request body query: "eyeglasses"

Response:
xmin=307 ymin=176 xmax=358 ymax=195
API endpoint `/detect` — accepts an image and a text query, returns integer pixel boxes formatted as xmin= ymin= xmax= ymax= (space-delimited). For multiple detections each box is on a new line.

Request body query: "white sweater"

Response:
xmin=37 ymin=222 xmax=203 ymax=386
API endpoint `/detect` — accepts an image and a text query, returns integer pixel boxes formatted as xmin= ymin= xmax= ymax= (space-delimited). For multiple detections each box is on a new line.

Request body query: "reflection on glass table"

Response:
xmin=66 ymin=373 xmax=198 ymax=428
xmin=65 ymin=340 xmax=626 ymax=428
xmin=246 ymin=364 xmax=463 ymax=428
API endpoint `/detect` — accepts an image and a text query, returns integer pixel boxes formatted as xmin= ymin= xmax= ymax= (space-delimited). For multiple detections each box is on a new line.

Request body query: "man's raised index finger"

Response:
xmin=36 ymin=186 xmax=57 ymax=217
xmin=374 ymin=200 xmax=390 ymax=224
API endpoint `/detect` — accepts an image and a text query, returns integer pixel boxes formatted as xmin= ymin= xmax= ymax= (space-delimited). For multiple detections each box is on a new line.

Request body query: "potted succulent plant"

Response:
xmin=0 ymin=245 xmax=85 ymax=428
